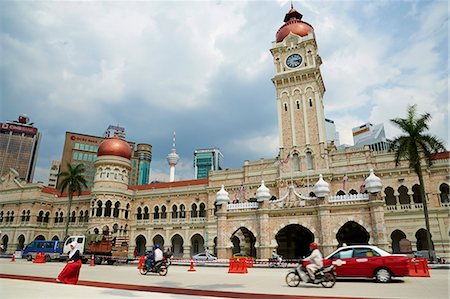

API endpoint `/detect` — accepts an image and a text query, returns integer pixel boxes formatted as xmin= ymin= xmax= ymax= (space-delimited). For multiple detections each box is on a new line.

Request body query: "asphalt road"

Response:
xmin=0 ymin=259 xmax=448 ymax=299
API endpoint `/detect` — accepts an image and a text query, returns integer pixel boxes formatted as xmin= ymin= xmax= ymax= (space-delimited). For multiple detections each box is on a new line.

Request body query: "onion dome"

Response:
xmin=313 ymin=174 xmax=330 ymax=198
xmin=364 ymin=169 xmax=383 ymax=193
xmin=215 ymin=185 xmax=230 ymax=205
xmin=97 ymin=136 xmax=132 ymax=160
xmin=276 ymin=5 xmax=314 ymax=42
xmin=256 ymin=181 xmax=271 ymax=202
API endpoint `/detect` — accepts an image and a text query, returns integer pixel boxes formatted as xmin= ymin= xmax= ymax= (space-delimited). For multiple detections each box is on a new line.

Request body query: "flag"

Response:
xmin=342 ymin=174 xmax=348 ymax=190
xmin=283 ymin=153 xmax=291 ymax=164
xmin=239 ymin=184 xmax=246 ymax=199
xmin=360 ymin=184 xmax=366 ymax=194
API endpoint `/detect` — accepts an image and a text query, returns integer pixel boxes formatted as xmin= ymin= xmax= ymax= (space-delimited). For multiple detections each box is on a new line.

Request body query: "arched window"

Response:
xmin=70 ymin=211 xmax=76 ymax=223
xmin=199 ymin=203 xmax=206 ymax=218
xmin=161 ymin=205 xmax=167 ymax=219
xmin=0 ymin=211 xmax=3 ymax=223
xmin=96 ymin=201 xmax=103 ymax=217
xmin=292 ymin=153 xmax=300 ymax=171
xmin=172 ymin=205 xmax=178 ymax=219
xmin=440 ymin=183 xmax=450 ymax=203
xmin=337 ymin=190 xmax=345 ymax=196
xmin=37 ymin=211 xmax=43 ymax=223
xmin=296 ymin=101 xmax=300 ymax=109
xmin=84 ymin=210 xmax=89 ymax=222
xmin=104 ymin=200 xmax=112 ymax=217
xmin=153 ymin=206 xmax=160 ymax=219
xmin=180 ymin=204 xmax=186 ymax=219
xmin=398 ymin=185 xmax=410 ymax=205
xmin=349 ymin=189 xmax=358 ymax=195
xmin=94 ymin=228 xmax=99 ymax=234
xmin=54 ymin=212 xmax=59 ymax=223
xmin=284 ymin=103 xmax=288 ymax=111
xmin=309 ymin=98 xmax=313 ymax=107
xmin=384 ymin=187 xmax=396 ymax=205
xmin=306 ymin=151 xmax=314 ymax=170
xmin=143 ymin=207 xmax=149 ymax=220
xmin=79 ymin=211 xmax=84 ymax=222
xmin=137 ymin=207 xmax=142 ymax=220
xmin=113 ymin=223 xmax=118 ymax=233
xmin=21 ymin=210 xmax=26 ymax=222
xmin=191 ymin=203 xmax=198 ymax=218
xmin=44 ymin=212 xmax=50 ymax=223
xmin=412 ymin=184 xmax=422 ymax=204
xmin=59 ymin=212 xmax=64 ymax=223
xmin=125 ymin=203 xmax=130 ymax=219
xmin=26 ymin=210 xmax=30 ymax=222
xmin=113 ymin=202 xmax=120 ymax=218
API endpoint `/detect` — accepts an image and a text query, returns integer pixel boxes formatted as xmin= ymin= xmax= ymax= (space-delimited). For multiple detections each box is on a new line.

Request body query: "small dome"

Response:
xmin=256 ymin=181 xmax=271 ymax=202
xmin=313 ymin=174 xmax=330 ymax=198
xmin=97 ymin=137 xmax=131 ymax=160
xmin=215 ymin=185 xmax=230 ymax=205
xmin=276 ymin=7 xmax=314 ymax=43
xmin=364 ymin=169 xmax=382 ymax=193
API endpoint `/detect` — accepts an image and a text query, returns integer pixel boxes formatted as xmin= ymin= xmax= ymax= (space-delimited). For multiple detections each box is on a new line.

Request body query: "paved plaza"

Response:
xmin=0 ymin=259 xmax=448 ymax=299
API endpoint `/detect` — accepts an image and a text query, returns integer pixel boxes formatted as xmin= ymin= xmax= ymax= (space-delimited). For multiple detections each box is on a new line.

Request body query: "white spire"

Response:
xmin=166 ymin=131 xmax=180 ymax=182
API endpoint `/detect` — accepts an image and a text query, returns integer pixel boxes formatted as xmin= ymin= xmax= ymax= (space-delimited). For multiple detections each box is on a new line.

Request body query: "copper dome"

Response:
xmin=97 ymin=137 xmax=132 ymax=160
xmin=276 ymin=7 xmax=314 ymax=43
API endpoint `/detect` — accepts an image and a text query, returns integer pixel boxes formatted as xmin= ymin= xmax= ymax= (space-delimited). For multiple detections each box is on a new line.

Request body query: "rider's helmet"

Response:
xmin=310 ymin=242 xmax=318 ymax=250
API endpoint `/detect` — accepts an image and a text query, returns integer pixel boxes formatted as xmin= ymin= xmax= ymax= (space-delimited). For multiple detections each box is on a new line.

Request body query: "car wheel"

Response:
xmin=27 ymin=255 xmax=32 ymax=261
xmin=107 ymin=260 xmax=115 ymax=265
xmin=375 ymin=268 xmax=392 ymax=283
xmin=286 ymin=272 xmax=300 ymax=287
xmin=94 ymin=257 xmax=102 ymax=265
xmin=45 ymin=255 xmax=51 ymax=262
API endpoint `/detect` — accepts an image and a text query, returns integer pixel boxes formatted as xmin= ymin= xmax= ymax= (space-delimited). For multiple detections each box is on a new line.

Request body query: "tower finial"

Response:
xmin=172 ymin=131 xmax=176 ymax=149
xmin=291 ymin=0 xmax=293 ymax=9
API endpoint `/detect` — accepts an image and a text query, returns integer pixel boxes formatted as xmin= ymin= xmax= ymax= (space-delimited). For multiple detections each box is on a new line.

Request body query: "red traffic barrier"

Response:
xmin=137 ymin=256 xmax=146 ymax=269
xmin=33 ymin=252 xmax=46 ymax=264
xmin=187 ymin=259 xmax=196 ymax=272
xmin=245 ymin=257 xmax=254 ymax=268
xmin=228 ymin=258 xmax=248 ymax=274
xmin=90 ymin=255 xmax=95 ymax=267
xmin=408 ymin=258 xmax=430 ymax=277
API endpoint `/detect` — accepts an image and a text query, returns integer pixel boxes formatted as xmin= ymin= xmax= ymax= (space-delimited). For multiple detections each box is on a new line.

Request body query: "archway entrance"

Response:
xmin=230 ymin=227 xmax=256 ymax=257
xmin=35 ymin=235 xmax=45 ymax=241
xmin=135 ymin=235 xmax=147 ymax=256
xmin=276 ymin=225 xmax=314 ymax=258
xmin=191 ymin=234 xmax=205 ymax=256
xmin=152 ymin=235 xmax=164 ymax=250
xmin=17 ymin=235 xmax=25 ymax=251
xmin=415 ymin=229 xmax=434 ymax=251
xmin=51 ymin=235 xmax=59 ymax=241
xmin=336 ymin=221 xmax=370 ymax=246
xmin=1 ymin=235 xmax=9 ymax=252
xmin=171 ymin=234 xmax=183 ymax=258
xmin=391 ymin=230 xmax=406 ymax=253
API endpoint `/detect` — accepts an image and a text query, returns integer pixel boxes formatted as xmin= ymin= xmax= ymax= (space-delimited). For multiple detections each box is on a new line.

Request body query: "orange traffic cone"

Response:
xmin=11 ymin=254 xmax=15 ymax=262
xmin=90 ymin=255 xmax=95 ymax=267
xmin=187 ymin=259 xmax=196 ymax=272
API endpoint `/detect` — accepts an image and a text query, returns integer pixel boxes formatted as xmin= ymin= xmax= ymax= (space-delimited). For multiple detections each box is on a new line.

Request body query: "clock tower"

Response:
xmin=271 ymin=5 xmax=328 ymax=175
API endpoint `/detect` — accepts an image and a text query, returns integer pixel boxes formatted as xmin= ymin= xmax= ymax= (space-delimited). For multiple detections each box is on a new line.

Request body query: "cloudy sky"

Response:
xmin=1 ymin=0 xmax=448 ymax=184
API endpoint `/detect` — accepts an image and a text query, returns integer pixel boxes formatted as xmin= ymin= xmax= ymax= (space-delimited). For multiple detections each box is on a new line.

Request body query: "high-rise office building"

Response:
xmin=194 ymin=148 xmax=223 ymax=179
xmin=58 ymin=130 xmax=152 ymax=190
xmin=324 ymin=118 xmax=340 ymax=146
xmin=137 ymin=143 xmax=152 ymax=185
xmin=0 ymin=115 xmax=41 ymax=182
xmin=104 ymin=125 xmax=126 ymax=139
xmin=352 ymin=123 xmax=390 ymax=151
xmin=47 ymin=160 xmax=60 ymax=188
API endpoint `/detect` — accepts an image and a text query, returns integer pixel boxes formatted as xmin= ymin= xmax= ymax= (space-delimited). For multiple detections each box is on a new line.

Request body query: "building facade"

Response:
xmin=0 ymin=115 xmax=41 ymax=182
xmin=0 ymin=6 xmax=448 ymax=262
xmin=194 ymin=148 xmax=224 ymax=179
xmin=47 ymin=160 xmax=60 ymax=188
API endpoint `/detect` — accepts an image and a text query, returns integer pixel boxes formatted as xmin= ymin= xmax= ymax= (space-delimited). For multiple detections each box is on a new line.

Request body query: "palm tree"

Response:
xmin=58 ymin=163 xmax=88 ymax=240
xmin=389 ymin=105 xmax=446 ymax=261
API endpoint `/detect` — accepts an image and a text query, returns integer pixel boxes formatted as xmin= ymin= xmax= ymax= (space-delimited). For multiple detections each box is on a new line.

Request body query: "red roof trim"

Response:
xmin=129 ymin=178 xmax=209 ymax=191
xmin=41 ymin=187 xmax=90 ymax=197
xmin=432 ymin=151 xmax=450 ymax=160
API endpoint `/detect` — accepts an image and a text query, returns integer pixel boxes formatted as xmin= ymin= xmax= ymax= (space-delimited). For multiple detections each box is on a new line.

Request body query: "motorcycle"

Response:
xmin=285 ymin=261 xmax=336 ymax=288
xmin=139 ymin=257 xmax=169 ymax=276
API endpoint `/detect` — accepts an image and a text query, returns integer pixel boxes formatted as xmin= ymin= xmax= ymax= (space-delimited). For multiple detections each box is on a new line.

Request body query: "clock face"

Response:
xmin=286 ymin=54 xmax=302 ymax=68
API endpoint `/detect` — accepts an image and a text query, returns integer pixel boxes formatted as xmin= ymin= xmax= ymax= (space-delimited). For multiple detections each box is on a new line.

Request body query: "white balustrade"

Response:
xmin=227 ymin=202 xmax=259 ymax=210
xmin=329 ymin=194 xmax=369 ymax=203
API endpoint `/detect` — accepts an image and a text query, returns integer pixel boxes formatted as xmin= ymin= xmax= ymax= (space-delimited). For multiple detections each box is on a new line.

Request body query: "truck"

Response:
xmin=64 ymin=235 xmax=130 ymax=265
xmin=23 ymin=240 xmax=64 ymax=262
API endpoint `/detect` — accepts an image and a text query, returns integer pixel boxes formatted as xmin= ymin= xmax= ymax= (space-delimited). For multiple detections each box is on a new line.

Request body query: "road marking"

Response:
xmin=0 ymin=273 xmax=383 ymax=299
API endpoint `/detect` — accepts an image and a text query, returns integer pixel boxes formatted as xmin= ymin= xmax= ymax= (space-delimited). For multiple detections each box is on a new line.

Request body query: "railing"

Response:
xmin=171 ymin=218 xmax=187 ymax=223
xmin=440 ymin=202 xmax=450 ymax=208
xmin=329 ymin=194 xmax=369 ymax=203
xmin=386 ymin=203 xmax=424 ymax=211
xmin=136 ymin=219 xmax=150 ymax=225
xmin=153 ymin=218 xmax=167 ymax=224
xmin=227 ymin=202 xmax=259 ymax=210
xmin=190 ymin=217 xmax=206 ymax=223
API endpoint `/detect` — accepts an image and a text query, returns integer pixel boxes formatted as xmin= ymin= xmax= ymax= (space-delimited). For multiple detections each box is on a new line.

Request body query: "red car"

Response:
xmin=323 ymin=245 xmax=410 ymax=283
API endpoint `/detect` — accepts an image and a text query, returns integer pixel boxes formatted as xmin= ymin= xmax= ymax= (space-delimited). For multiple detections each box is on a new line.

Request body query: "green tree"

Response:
xmin=58 ymin=163 xmax=88 ymax=240
xmin=389 ymin=105 xmax=446 ymax=261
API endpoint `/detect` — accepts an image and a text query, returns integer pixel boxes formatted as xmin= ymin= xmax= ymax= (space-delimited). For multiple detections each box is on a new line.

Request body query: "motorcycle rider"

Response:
xmin=272 ymin=249 xmax=282 ymax=266
xmin=302 ymin=242 xmax=323 ymax=283
xmin=154 ymin=244 xmax=163 ymax=264
xmin=146 ymin=249 xmax=155 ymax=268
